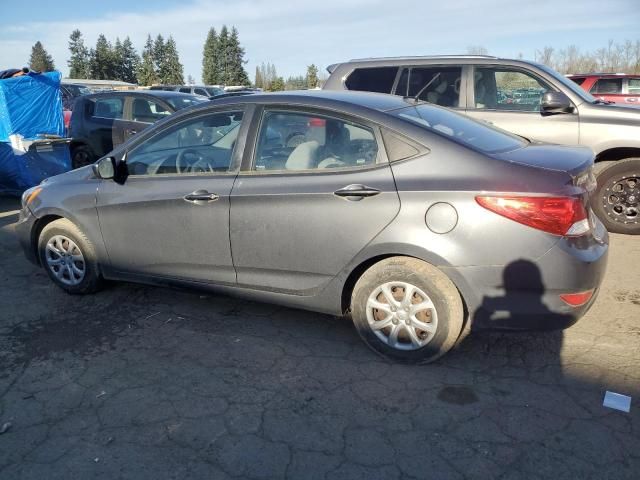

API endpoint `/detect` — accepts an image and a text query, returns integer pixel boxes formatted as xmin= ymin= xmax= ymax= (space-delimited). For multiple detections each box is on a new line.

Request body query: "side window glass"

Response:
xmin=194 ymin=88 xmax=208 ymax=96
xmin=570 ymin=77 xmax=586 ymax=86
xmin=394 ymin=68 xmax=409 ymax=97
xmin=253 ymin=111 xmax=378 ymax=172
xmin=92 ymin=98 xmax=124 ymax=119
xmin=628 ymin=78 xmax=640 ymax=94
xmin=591 ymin=78 xmax=622 ymax=94
xmin=345 ymin=67 xmax=399 ymax=93
xmin=126 ymin=111 xmax=243 ymax=176
xmin=474 ymin=67 xmax=550 ymax=111
xmin=132 ymin=98 xmax=171 ymax=123
xmin=179 ymin=87 xmax=191 ymax=93
xmin=407 ymin=67 xmax=462 ymax=107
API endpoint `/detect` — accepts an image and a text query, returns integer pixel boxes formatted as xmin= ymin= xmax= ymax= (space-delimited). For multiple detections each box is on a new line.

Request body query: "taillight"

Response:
xmin=560 ymin=290 xmax=594 ymax=307
xmin=476 ymin=195 xmax=589 ymax=236
xmin=308 ymin=118 xmax=326 ymax=127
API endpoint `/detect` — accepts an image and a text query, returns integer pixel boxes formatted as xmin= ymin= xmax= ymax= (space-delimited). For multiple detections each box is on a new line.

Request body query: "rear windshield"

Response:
xmin=392 ymin=103 xmax=526 ymax=154
xmin=165 ymin=95 xmax=207 ymax=110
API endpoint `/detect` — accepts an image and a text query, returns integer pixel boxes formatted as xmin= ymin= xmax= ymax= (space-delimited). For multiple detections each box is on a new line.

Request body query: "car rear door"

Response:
xmin=229 ymin=107 xmax=400 ymax=293
xmin=96 ymin=107 xmax=250 ymax=284
xmin=464 ymin=65 xmax=579 ymax=144
xmin=122 ymin=96 xmax=174 ymax=142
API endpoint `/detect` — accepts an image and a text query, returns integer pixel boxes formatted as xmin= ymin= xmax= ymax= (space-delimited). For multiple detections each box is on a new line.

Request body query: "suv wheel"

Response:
xmin=351 ymin=257 xmax=463 ymax=363
xmin=71 ymin=145 xmax=95 ymax=169
xmin=592 ymin=158 xmax=640 ymax=235
xmin=38 ymin=219 xmax=103 ymax=294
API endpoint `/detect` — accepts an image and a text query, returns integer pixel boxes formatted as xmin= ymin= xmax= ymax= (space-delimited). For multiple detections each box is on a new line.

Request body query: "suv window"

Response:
xmin=628 ymin=78 xmax=640 ymax=94
xmin=179 ymin=87 xmax=191 ymax=93
xmin=570 ymin=77 xmax=586 ymax=86
xmin=194 ymin=88 xmax=208 ymax=96
xmin=591 ymin=78 xmax=622 ymax=94
xmin=345 ymin=67 xmax=399 ymax=94
xmin=126 ymin=111 xmax=243 ymax=176
xmin=253 ymin=111 xmax=379 ymax=171
xmin=395 ymin=66 xmax=462 ymax=107
xmin=131 ymin=98 xmax=171 ymax=123
xmin=474 ymin=67 xmax=550 ymax=111
xmin=92 ymin=98 xmax=124 ymax=119
xmin=393 ymin=104 xmax=526 ymax=154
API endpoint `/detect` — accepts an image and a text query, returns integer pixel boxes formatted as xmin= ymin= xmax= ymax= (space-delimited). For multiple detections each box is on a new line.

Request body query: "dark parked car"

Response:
xmin=324 ymin=56 xmax=640 ymax=234
xmin=17 ymin=91 xmax=608 ymax=363
xmin=69 ymin=90 xmax=205 ymax=168
xmin=149 ymin=85 xmax=225 ymax=98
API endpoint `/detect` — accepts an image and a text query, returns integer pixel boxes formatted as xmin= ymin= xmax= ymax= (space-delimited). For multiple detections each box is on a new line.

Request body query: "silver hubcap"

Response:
xmin=366 ymin=281 xmax=438 ymax=351
xmin=45 ymin=235 xmax=86 ymax=286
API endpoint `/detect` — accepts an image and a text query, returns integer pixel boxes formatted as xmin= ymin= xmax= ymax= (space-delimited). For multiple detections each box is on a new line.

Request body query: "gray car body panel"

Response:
xmin=323 ymin=56 xmax=640 ymax=156
xmin=19 ymin=91 xmax=608 ymax=327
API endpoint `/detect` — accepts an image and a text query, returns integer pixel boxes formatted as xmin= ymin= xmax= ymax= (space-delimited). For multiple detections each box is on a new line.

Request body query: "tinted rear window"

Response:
xmin=345 ymin=67 xmax=399 ymax=93
xmin=164 ymin=95 xmax=207 ymax=110
xmin=392 ymin=104 xmax=526 ymax=154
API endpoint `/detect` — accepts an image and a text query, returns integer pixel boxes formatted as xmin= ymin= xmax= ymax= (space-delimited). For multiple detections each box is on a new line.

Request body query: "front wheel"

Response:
xmin=350 ymin=257 xmax=464 ymax=364
xmin=38 ymin=218 xmax=103 ymax=294
xmin=71 ymin=145 xmax=95 ymax=169
xmin=592 ymin=158 xmax=640 ymax=235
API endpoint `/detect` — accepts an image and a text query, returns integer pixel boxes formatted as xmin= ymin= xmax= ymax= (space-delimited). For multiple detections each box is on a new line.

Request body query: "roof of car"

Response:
xmin=86 ymin=90 xmax=200 ymax=99
xmin=567 ymin=73 xmax=640 ymax=77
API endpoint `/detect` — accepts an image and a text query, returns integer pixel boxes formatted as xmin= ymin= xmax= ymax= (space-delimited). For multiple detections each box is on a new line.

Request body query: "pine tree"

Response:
xmin=137 ymin=35 xmax=157 ymax=86
xmin=153 ymin=34 xmax=166 ymax=82
xmin=306 ymin=64 xmax=319 ymax=89
xmin=119 ymin=37 xmax=139 ymax=84
xmin=67 ymin=30 xmax=89 ymax=78
xmin=113 ymin=38 xmax=124 ymax=80
xmin=217 ymin=26 xmax=230 ymax=84
xmin=162 ymin=36 xmax=184 ymax=85
xmin=226 ymin=27 xmax=249 ymax=85
xmin=269 ymin=76 xmax=285 ymax=92
xmin=202 ymin=27 xmax=220 ymax=85
xmin=89 ymin=34 xmax=116 ymax=80
xmin=254 ymin=66 xmax=263 ymax=89
xmin=29 ymin=41 xmax=55 ymax=72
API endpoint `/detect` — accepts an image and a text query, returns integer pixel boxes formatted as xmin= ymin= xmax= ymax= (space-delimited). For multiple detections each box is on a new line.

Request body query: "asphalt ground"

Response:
xmin=0 ymin=195 xmax=638 ymax=479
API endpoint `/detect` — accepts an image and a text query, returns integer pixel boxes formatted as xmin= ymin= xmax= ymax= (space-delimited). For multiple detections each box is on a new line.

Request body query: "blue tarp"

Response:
xmin=0 ymin=141 xmax=70 ymax=195
xmin=0 ymin=71 xmax=64 ymax=142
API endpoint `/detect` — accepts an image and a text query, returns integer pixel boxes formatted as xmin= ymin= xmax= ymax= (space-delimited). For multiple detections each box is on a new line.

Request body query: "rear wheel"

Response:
xmin=592 ymin=158 xmax=640 ymax=235
xmin=351 ymin=257 xmax=463 ymax=364
xmin=71 ymin=145 xmax=95 ymax=169
xmin=38 ymin=219 xmax=103 ymax=294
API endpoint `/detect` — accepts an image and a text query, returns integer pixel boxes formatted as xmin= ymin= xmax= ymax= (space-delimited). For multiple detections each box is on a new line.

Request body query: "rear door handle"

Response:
xmin=334 ymin=184 xmax=381 ymax=200
xmin=184 ymin=190 xmax=219 ymax=203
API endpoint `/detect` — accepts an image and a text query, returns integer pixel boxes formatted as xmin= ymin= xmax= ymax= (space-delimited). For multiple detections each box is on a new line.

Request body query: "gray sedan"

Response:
xmin=16 ymin=91 xmax=608 ymax=363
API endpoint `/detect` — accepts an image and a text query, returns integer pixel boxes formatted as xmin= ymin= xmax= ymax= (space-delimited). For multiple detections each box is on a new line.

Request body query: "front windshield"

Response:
xmin=392 ymin=103 xmax=526 ymax=154
xmin=536 ymin=63 xmax=597 ymax=104
xmin=165 ymin=95 xmax=207 ymax=110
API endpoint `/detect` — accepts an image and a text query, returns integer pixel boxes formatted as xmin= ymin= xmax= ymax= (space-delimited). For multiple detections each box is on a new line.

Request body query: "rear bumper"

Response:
xmin=444 ymin=229 xmax=609 ymax=331
xmin=15 ymin=206 xmax=38 ymax=265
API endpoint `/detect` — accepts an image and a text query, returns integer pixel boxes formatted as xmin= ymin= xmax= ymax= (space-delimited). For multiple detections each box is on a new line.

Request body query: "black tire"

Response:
xmin=38 ymin=218 xmax=103 ymax=294
xmin=351 ymin=257 xmax=464 ymax=364
xmin=71 ymin=144 xmax=95 ymax=169
xmin=592 ymin=158 xmax=640 ymax=235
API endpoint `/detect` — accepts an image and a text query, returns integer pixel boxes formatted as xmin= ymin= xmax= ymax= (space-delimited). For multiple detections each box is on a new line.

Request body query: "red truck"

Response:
xmin=568 ymin=73 xmax=640 ymax=105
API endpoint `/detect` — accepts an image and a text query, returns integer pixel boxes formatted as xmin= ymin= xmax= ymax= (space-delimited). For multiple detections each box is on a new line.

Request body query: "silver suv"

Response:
xmin=324 ymin=56 xmax=640 ymax=234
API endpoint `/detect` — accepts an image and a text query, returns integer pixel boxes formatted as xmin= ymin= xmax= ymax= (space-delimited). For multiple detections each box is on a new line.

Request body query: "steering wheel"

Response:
xmin=175 ymin=148 xmax=205 ymax=174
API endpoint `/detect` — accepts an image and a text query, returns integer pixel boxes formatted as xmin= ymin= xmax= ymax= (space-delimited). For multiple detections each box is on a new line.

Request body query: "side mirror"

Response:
xmin=541 ymin=91 xmax=573 ymax=115
xmin=93 ymin=157 xmax=115 ymax=179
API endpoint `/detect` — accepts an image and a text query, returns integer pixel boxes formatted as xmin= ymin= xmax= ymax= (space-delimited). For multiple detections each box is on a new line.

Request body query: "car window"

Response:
xmin=591 ymin=78 xmax=622 ymax=94
xmin=392 ymin=104 xmax=526 ymax=154
xmin=474 ymin=67 xmax=551 ymax=111
xmin=205 ymin=87 xmax=223 ymax=96
xmin=131 ymin=98 xmax=172 ymax=123
xmin=253 ymin=111 xmax=379 ymax=172
xmin=395 ymin=66 xmax=462 ymax=108
xmin=345 ymin=67 xmax=399 ymax=94
xmin=628 ymin=78 xmax=640 ymax=94
xmin=92 ymin=98 xmax=124 ymax=119
xmin=165 ymin=95 xmax=207 ymax=110
xmin=194 ymin=88 xmax=208 ymax=96
xmin=179 ymin=87 xmax=191 ymax=93
xmin=126 ymin=111 xmax=243 ymax=176
xmin=569 ymin=77 xmax=586 ymax=86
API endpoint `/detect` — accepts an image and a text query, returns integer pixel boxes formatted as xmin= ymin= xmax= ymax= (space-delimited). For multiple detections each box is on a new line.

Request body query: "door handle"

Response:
xmin=126 ymin=129 xmax=137 ymax=135
xmin=184 ymin=190 xmax=219 ymax=203
xmin=334 ymin=184 xmax=381 ymax=201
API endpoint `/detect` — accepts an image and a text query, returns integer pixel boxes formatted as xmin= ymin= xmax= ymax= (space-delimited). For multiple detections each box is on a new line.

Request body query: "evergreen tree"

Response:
xmin=226 ymin=27 xmax=249 ymax=85
xmin=306 ymin=64 xmax=319 ymax=89
xmin=285 ymin=75 xmax=306 ymax=90
xmin=137 ymin=35 xmax=157 ymax=86
xmin=162 ymin=36 xmax=184 ymax=84
xmin=119 ymin=37 xmax=140 ymax=84
xmin=29 ymin=41 xmax=55 ymax=72
xmin=202 ymin=27 xmax=220 ymax=85
xmin=89 ymin=34 xmax=117 ymax=80
xmin=153 ymin=34 xmax=166 ymax=81
xmin=217 ymin=26 xmax=230 ymax=84
xmin=254 ymin=66 xmax=263 ymax=89
xmin=113 ymin=37 xmax=124 ymax=80
xmin=269 ymin=76 xmax=285 ymax=92
xmin=67 ymin=30 xmax=89 ymax=78
xmin=187 ymin=74 xmax=195 ymax=85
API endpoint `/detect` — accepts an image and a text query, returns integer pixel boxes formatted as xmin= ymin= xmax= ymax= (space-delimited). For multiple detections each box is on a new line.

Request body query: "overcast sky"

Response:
xmin=2 ymin=0 xmax=639 ymax=82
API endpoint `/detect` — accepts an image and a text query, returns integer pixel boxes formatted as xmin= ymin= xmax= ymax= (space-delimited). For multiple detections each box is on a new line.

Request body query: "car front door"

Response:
xmin=229 ymin=107 xmax=401 ymax=293
xmin=96 ymin=107 xmax=250 ymax=284
xmin=464 ymin=65 xmax=579 ymax=144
